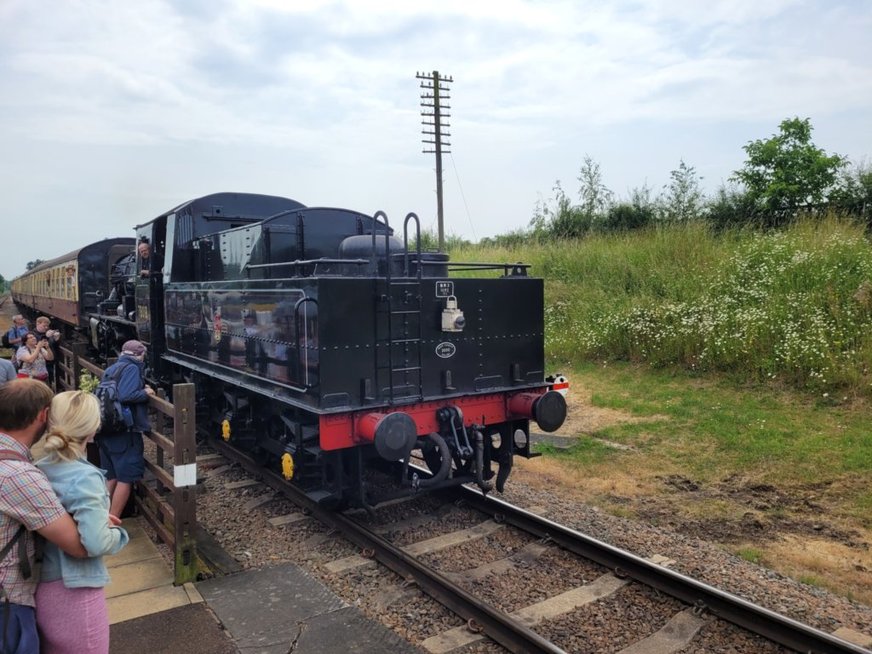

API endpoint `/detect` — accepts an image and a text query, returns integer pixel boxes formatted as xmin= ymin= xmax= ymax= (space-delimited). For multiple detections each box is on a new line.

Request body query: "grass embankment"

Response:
xmin=453 ymin=218 xmax=872 ymax=603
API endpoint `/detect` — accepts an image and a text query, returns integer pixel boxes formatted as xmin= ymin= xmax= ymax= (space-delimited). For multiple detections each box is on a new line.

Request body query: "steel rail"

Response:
xmin=454 ymin=485 xmax=870 ymax=654
xmin=207 ymin=437 xmax=568 ymax=654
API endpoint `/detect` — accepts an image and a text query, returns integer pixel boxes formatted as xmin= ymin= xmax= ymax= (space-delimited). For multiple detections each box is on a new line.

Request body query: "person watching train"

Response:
xmin=34 ymin=317 xmax=61 ymax=386
xmin=0 ymin=379 xmax=87 ymax=654
xmin=34 ymin=390 xmax=129 ymax=654
xmin=16 ymin=333 xmax=54 ymax=383
xmin=5 ymin=315 xmax=29 ymax=349
xmin=33 ymin=318 xmax=60 ymax=347
xmin=137 ymin=239 xmax=162 ymax=278
xmin=97 ymin=340 xmax=155 ymax=518
xmin=4 ymin=315 xmax=29 ymax=368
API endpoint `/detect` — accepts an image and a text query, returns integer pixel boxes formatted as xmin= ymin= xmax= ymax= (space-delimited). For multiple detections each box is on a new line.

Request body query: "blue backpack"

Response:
xmin=94 ymin=362 xmax=133 ymax=434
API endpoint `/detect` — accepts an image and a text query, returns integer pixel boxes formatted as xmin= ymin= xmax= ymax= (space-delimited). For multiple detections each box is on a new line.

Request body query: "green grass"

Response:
xmin=736 ymin=547 xmax=764 ymax=564
xmin=452 ymin=218 xmax=872 ymax=520
xmin=454 ymin=216 xmax=872 ymax=398
xmin=798 ymin=575 xmax=825 ymax=589
xmin=541 ymin=361 xmax=872 ymax=521
xmin=534 ymin=436 xmax=618 ymax=465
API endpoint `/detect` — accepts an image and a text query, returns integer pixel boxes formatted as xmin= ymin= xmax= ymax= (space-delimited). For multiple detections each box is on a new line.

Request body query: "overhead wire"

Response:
xmin=448 ymin=152 xmax=477 ymax=242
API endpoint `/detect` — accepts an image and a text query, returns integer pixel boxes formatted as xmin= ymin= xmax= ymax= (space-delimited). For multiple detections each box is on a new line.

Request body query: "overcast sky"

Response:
xmin=1 ymin=0 xmax=870 ymax=280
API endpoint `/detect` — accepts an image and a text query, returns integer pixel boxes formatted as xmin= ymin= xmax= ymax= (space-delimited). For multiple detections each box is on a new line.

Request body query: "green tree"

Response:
xmin=26 ymin=259 xmax=44 ymax=271
xmin=829 ymin=161 xmax=872 ymax=224
xmin=731 ymin=117 xmax=845 ymax=227
xmin=661 ymin=159 xmax=704 ymax=222
xmin=577 ymin=155 xmax=613 ymax=219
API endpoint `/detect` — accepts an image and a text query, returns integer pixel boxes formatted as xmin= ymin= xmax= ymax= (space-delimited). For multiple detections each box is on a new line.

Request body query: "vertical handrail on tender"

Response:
xmin=370 ymin=211 xmax=391 ymax=278
xmin=371 ymin=211 xmax=394 ymax=402
xmin=293 ymin=297 xmax=319 ymax=389
xmin=370 ymin=211 xmax=426 ymax=404
xmin=402 ymin=212 xmax=423 ymax=280
xmin=402 ymin=213 xmax=424 ymax=400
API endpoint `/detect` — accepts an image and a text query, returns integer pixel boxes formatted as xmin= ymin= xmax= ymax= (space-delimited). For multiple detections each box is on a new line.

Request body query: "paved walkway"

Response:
xmin=106 ymin=518 xmax=236 ymax=653
xmin=105 ymin=517 xmax=422 ymax=653
xmin=105 ymin=519 xmax=201 ymax=623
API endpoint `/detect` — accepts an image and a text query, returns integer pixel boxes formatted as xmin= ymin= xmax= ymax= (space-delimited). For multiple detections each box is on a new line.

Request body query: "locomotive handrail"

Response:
xmin=371 ymin=210 xmax=391 ymax=279
xmin=293 ymin=296 xmax=318 ymax=390
xmin=402 ymin=212 xmax=423 ymax=279
xmin=445 ymin=261 xmax=531 ymax=268
xmin=244 ymin=257 xmax=369 ymax=269
xmin=445 ymin=262 xmax=532 ymax=276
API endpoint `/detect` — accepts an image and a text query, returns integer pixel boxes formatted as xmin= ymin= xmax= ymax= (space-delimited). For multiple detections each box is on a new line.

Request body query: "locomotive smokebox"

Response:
xmin=357 ymin=412 xmax=418 ymax=461
xmin=508 ymin=390 xmax=567 ymax=433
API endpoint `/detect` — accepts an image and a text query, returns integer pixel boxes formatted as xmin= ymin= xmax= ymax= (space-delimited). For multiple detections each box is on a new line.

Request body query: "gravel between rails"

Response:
xmin=169 ymin=447 xmax=872 ymax=653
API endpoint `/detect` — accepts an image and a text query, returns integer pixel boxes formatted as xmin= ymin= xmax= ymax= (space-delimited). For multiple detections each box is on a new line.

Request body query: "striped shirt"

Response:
xmin=0 ymin=433 xmax=67 ymax=606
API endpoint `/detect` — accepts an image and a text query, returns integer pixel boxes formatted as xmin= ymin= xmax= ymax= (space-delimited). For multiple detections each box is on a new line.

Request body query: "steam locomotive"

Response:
xmin=12 ymin=192 xmax=566 ymax=508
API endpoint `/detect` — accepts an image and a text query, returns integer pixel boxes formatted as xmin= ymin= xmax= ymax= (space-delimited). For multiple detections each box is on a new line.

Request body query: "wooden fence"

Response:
xmin=57 ymin=343 xmax=198 ymax=585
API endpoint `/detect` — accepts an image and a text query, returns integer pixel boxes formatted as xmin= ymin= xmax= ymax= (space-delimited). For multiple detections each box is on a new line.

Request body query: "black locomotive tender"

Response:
xmin=12 ymin=192 xmax=566 ymax=508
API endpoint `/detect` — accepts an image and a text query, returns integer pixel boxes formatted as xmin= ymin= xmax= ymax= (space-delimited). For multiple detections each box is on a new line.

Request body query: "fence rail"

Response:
xmin=58 ymin=343 xmax=198 ymax=585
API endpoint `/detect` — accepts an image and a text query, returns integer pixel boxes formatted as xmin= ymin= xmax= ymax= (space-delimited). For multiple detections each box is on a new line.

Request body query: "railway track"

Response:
xmin=201 ymin=437 xmax=871 ymax=654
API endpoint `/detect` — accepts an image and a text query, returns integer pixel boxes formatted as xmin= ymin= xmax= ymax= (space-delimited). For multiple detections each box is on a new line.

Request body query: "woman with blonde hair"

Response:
xmin=34 ymin=391 xmax=129 ymax=654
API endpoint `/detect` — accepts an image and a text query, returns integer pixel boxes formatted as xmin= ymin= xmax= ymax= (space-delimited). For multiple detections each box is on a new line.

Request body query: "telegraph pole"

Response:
xmin=417 ymin=70 xmax=452 ymax=250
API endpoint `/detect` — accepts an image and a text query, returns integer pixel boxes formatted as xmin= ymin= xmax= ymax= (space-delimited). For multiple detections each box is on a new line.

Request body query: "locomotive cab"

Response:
xmin=134 ymin=219 xmax=167 ymax=375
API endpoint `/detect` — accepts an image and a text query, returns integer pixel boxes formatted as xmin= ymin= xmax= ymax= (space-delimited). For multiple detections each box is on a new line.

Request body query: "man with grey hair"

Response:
xmin=5 ymin=315 xmax=29 ymax=349
xmin=97 ymin=340 xmax=155 ymax=517
xmin=4 ymin=315 xmax=29 ymax=368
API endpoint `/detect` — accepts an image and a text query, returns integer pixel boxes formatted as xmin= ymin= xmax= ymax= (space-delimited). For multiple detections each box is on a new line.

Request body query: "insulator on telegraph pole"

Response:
xmin=416 ymin=70 xmax=452 ymax=251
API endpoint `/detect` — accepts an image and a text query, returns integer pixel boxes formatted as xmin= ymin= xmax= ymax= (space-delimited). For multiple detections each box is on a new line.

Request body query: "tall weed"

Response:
xmin=454 ymin=217 xmax=872 ymax=396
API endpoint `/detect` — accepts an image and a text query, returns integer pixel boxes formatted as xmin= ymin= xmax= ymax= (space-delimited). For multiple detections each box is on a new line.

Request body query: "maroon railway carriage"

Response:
xmin=11 ymin=238 xmax=135 ymax=336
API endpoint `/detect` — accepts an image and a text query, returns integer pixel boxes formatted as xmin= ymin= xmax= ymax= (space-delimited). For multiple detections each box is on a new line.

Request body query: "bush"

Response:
xmin=829 ymin=162 xmax=872 ymax=225
xmin=604 ymin=202 xmax=654 ymax=232
xmin=706 ymin=186 xmax=761 ymax=230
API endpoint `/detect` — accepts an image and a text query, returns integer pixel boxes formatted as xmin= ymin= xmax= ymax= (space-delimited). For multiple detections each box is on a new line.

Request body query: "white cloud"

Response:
xmin=1 ymin=0 xmax=871 ymax=277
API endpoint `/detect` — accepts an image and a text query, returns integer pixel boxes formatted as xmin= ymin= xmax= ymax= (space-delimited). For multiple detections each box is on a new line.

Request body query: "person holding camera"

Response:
xmin=34 ymin=317 xmax=60 ymax=387
xmin=34 ymin=318 xmax=60 ymax=344
xmin=15 ymin=334 xmax=54 ymax=383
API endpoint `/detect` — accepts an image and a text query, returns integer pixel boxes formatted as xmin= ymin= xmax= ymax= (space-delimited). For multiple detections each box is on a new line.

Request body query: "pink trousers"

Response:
xmin=35 ymin=579 xmax=109 ymax=654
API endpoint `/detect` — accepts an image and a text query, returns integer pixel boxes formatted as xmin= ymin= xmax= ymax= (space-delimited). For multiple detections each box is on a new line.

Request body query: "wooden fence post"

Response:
xmin=71 ymin=342 xmax=85 ymax=390
xmin=171 ymin=383 xmax=198 ymax=585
